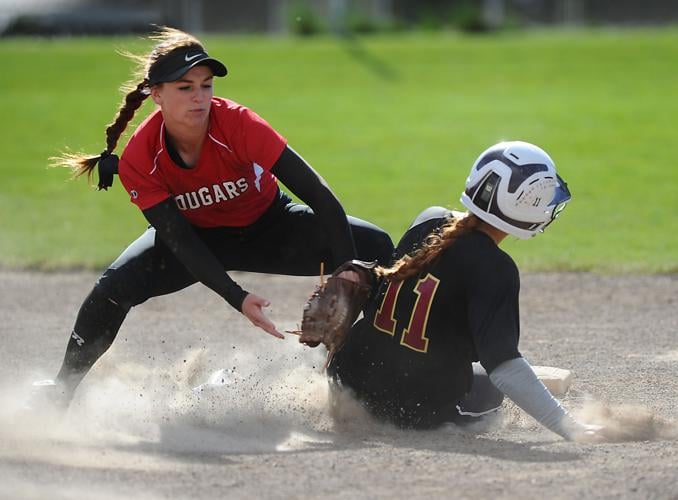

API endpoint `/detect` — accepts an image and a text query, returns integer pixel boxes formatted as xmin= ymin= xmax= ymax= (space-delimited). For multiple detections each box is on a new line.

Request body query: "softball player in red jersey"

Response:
xmin=330 ymin=141 xmax=606 ymax=441
xmin=41 ymin=27 xmax=393 ymax=409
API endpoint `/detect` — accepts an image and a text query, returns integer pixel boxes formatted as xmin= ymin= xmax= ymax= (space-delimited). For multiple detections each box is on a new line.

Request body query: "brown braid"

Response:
xmin=51 ymin=27 xmax=205 ymax=183
xmin=105 ymin=81 xmax=149 ymax=154
xmin=376 ymin=212 xmax=483 ymax=282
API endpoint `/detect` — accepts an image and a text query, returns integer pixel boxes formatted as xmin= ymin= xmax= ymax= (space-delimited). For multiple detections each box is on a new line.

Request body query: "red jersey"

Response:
xmin=118 ymin=97 xmax=287 ymax=227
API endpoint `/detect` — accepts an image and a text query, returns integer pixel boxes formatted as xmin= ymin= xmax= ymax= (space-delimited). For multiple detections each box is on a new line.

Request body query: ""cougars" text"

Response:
xmin=174 ymin=178 xmax=248 ymax=210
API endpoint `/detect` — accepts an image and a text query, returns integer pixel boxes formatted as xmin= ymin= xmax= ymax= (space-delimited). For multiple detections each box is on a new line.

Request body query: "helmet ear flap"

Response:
xmin=470 ymin=172 xmax=501 ymax=212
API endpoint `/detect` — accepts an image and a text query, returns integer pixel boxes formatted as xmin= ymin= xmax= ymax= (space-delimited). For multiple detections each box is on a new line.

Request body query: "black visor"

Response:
xmin=148 ymin=46 xmax=227 ymax=85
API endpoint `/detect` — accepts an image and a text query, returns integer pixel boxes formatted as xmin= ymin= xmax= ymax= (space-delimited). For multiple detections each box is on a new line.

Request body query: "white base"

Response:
xmin=532 ymin=366 xmax=573 ymax=395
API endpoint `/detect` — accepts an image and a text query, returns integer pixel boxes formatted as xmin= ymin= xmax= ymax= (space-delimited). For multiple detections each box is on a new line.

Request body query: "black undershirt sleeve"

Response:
xmin=142 ymin=199 xmax=248 ymax=311
xmin=271 ymin=145 xmax=357 ymax=266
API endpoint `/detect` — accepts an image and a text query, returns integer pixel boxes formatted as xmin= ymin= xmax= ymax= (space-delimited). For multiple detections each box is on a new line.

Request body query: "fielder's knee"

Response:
xmin=96 ymin=268 xmax=150 ymax=311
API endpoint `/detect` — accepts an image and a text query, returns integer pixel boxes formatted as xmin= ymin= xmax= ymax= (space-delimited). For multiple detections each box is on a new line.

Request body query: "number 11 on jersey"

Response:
xmin=373 ymin=274 xmax=440 ymax=353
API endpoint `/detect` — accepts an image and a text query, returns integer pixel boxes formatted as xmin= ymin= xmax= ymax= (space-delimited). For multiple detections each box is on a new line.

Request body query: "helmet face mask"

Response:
xmin=536 ymin=173 xmax=571 ymax=232
xmin=460 ymin=141 xmax=571 ymax=239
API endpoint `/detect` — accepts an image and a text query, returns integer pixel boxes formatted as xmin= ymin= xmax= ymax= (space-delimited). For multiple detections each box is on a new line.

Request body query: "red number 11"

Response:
xmin=373 ymin=274 xmax=440 ymax=353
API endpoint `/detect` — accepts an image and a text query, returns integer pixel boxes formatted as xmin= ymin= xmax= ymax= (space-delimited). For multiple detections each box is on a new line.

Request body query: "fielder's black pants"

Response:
xmin=55 ymin=193 xmax=394 ymax=398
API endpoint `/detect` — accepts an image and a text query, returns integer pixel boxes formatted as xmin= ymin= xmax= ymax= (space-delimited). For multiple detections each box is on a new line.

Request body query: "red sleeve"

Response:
xmin=236 ymin=107 xmax=287 ymax=170
xmin=118 ymin=155 xmax=171 ymax=211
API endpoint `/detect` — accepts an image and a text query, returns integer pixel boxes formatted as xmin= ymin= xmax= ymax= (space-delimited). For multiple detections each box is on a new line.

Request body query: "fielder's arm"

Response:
xmin=143 ymin=199 xmax=248 ymax=310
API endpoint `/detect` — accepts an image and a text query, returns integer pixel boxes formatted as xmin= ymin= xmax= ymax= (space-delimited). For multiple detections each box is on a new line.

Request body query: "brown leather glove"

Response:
xmin=299 ymin=260 xmax=376 ymax=354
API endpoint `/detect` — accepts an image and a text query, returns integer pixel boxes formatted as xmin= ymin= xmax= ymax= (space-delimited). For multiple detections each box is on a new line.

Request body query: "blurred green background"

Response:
xmin=1 ymin=29 xmax=677 ymax=272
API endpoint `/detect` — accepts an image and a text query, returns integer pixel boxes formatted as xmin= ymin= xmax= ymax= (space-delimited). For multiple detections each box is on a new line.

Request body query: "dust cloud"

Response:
xmin=2 ymin=346 xmax=674 ymax=471
xmin=0 ymin=343 xmax=364 ymax=464
xmin=573 ymin=400 xmax=678 ymax=443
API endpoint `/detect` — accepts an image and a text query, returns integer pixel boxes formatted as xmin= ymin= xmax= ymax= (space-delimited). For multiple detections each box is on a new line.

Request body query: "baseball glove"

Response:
xmin=298 ymin=260 xmax=377 ymax=354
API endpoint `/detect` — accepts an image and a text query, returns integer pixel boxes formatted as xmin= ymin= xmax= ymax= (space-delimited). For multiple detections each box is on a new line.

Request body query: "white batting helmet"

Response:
xmin=460 ymin=141 xmax=571 ymax=239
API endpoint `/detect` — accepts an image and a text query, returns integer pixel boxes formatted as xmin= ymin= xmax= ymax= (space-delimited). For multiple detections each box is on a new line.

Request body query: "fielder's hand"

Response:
xmin=242 ymin=293 xmax=284 ymax=339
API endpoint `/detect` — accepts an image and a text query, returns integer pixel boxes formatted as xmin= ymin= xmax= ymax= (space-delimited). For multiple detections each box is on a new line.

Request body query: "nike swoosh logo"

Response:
xmin=185 ymin=53 xmax=203 ymax=62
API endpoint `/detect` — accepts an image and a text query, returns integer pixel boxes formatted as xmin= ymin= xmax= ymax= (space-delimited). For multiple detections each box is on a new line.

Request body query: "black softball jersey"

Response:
xmin=330 ymin=207 xmax=521 ymax=428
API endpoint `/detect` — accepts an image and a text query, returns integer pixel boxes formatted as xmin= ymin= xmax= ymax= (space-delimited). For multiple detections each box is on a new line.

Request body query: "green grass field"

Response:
xmin=1 ymin=29 xmax=676 ymax=272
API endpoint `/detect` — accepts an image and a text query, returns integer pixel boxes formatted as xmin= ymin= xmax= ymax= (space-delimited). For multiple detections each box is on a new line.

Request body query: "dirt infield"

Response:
xmin=1 ymin=270 xmax=676 ymax=499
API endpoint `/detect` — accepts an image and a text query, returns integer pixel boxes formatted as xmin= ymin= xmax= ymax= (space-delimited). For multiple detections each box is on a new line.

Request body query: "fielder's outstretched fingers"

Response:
xmin=258 ymin=318 xmax=285 ymax=339
xmin=242 ymin=293 xmax=285 ymax=339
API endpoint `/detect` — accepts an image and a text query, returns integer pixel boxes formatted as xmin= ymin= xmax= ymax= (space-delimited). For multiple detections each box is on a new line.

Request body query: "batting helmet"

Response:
xmin=460 ymin=141 xmax=571 ymax=239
